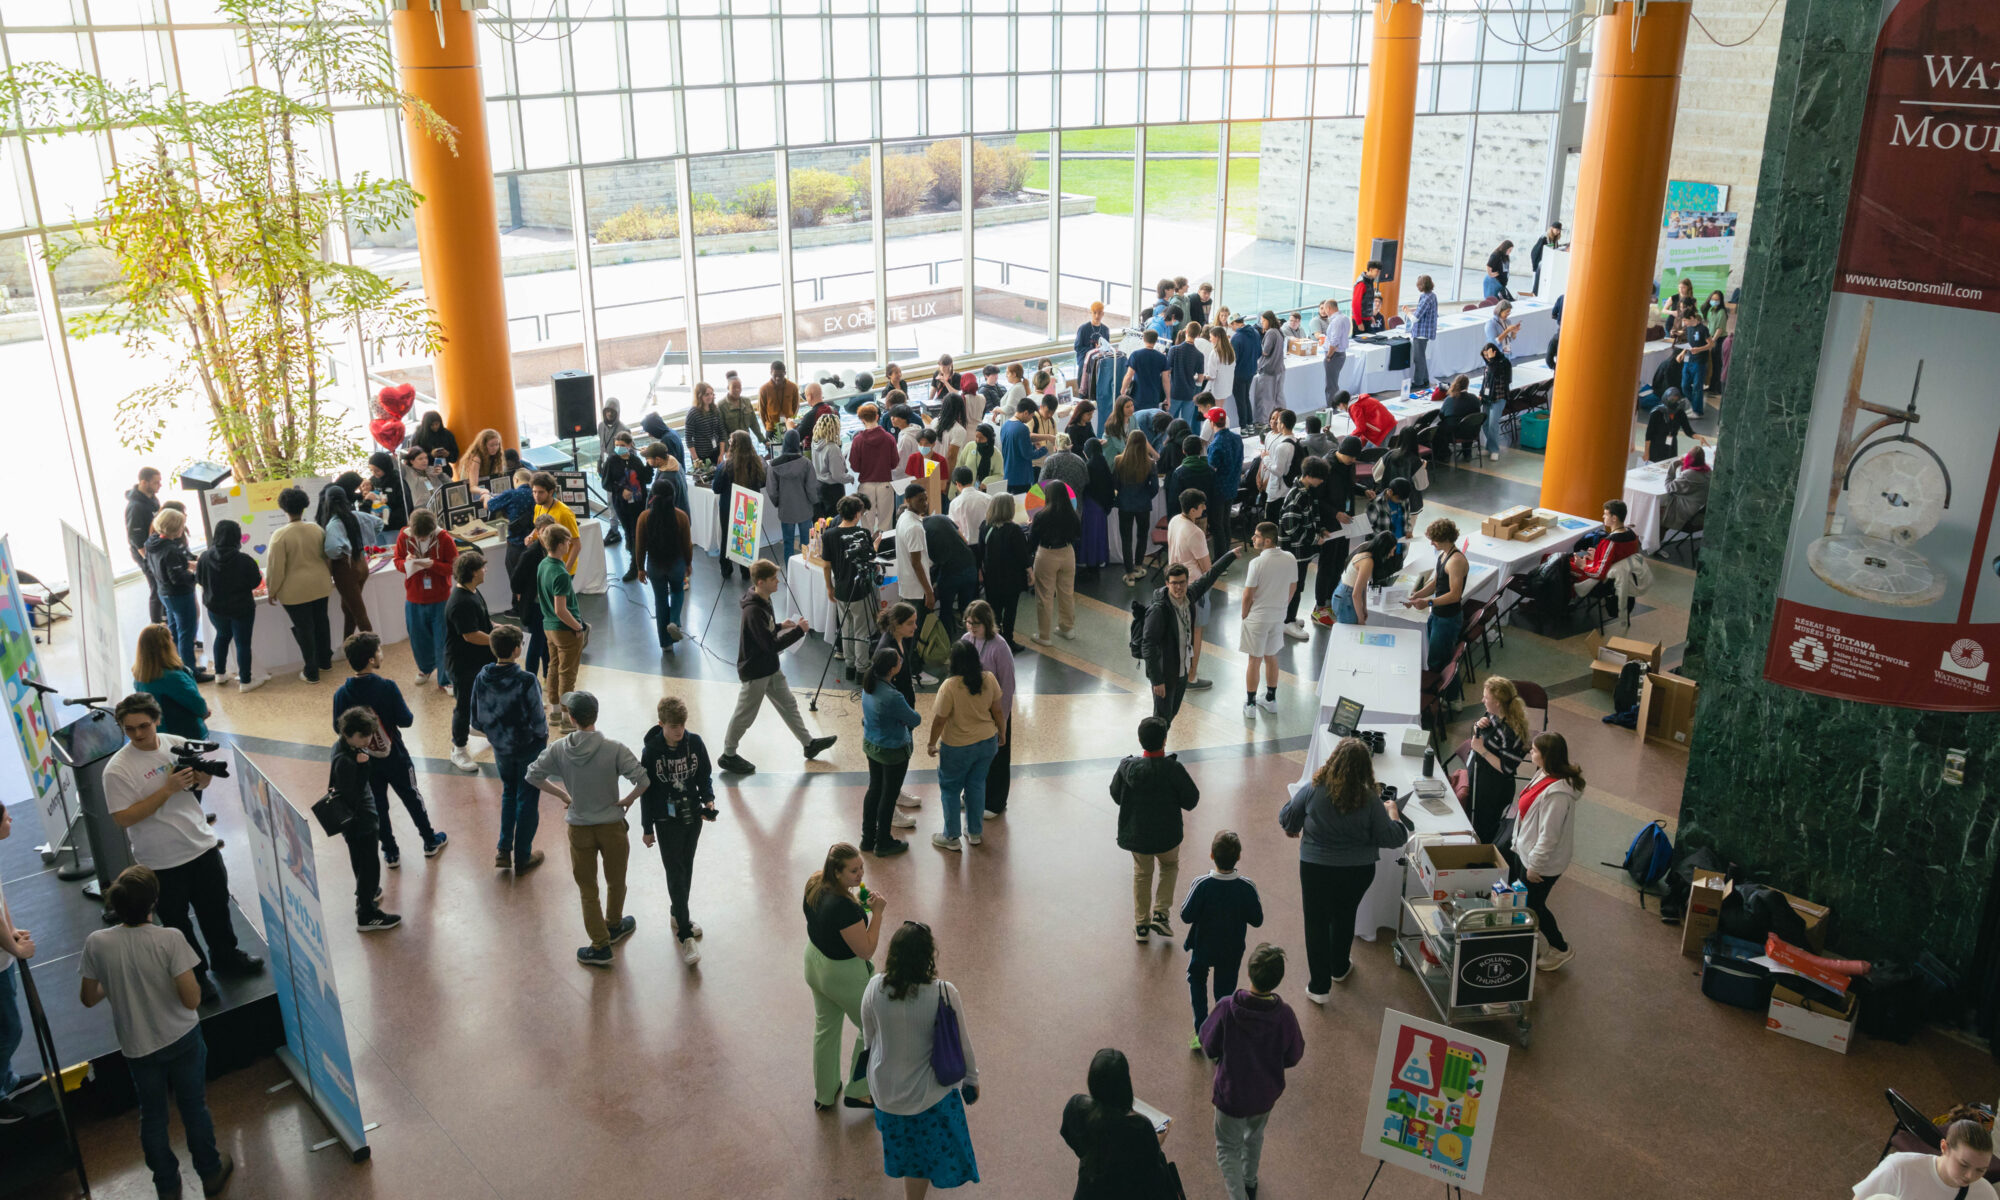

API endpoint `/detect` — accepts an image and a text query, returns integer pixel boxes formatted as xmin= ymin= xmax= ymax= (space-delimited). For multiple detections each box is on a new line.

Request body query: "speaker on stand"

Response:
xmin=1370 ymin=238 xmax=1400 ymax=283
xmin=551 ymin=370 xmax=606 ymax=533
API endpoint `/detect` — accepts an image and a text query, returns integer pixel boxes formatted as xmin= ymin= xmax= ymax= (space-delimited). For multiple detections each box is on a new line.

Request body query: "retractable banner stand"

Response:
xmin=0 ymin=535 xmax=60 ymax=840
xmin=1764 ymin=0 xmax=2000 ymax=711
xmin=60 ymin=521 xmax=121 ymax=703
xmin=234 ymin=748 xmax=372 ymax=1160
xmin=1361 ymin=1010 xmax=1510 ymax=1194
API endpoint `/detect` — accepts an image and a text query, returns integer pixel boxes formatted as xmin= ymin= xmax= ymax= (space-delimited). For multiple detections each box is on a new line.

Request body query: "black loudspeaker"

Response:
xmin=552 ymin=370 xmax=596 ymax=440
xmin=1370 ymin=238 xmax=1399 ymax=282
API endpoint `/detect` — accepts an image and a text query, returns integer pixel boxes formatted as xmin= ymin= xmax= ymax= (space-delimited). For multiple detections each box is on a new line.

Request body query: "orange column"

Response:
xmin=1352 ymin=0 xmax=1423 ymax=317
xmin=1540 ymin=1 xmax=1690 ymax=518
xmin=389 ymin=5 xmax=516 ymax=454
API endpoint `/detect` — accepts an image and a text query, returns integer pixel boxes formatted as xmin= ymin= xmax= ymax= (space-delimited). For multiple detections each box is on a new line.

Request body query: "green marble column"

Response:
xmin=1680 ymin=0 xmax=1999 ymax=970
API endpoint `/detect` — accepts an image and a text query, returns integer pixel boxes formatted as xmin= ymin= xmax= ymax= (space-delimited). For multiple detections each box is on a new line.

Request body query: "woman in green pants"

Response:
xmin=803 ymin=843 xmax=887 ymax=1112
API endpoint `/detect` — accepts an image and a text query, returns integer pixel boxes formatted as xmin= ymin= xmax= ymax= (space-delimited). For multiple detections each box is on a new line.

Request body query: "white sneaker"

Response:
xmin=931 ymin=834 xmax=962 ymax=853
xmin=415 ymin=671 xmax=433 ymax=686
xmin=1257 ymin=695 xmax=1280 ymax=713
xmin=678 ymin=937 xmax=702 ymax=966
xmin=299 ymin=670 xmax=318 ymax=683
xmin=1537 ymin=946 xmax=1575 ymax=972
xmin=1056 ymin=628 xmax=1077 ymax=640
xmin=966 ymin=833 xmax=982 ymax=846
xmin=1305 ymin=990 xmax=1329 ymax=1006
xmin=238 ymin=674 xmax=270 ymax=694
xmin=891 ymin=811 xmax=917 ymax=828
xmin=687 ymin=922 xmax=703 ymax=939
xmin=1031 ymin=635 xmax=1054 ymax=647
xmin=448 ymin=747 xmax=479 ymax=774
xmin=1242 ymin=701 xmax=1258 ymax=719
xmin=1282 ymin=622 xmax=1310 ymax=640
xmin=1490 ymin=451 xmax=1502 ymax=462
xmin=896 ymin=793 xmax=922 ymax=809
xmin=981 ymin=810 xmax=1000 ymax=820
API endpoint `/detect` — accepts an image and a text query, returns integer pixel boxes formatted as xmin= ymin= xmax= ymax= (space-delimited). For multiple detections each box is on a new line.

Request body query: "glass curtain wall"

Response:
xmin=0 ymin=1 xmax=1576 ymax=570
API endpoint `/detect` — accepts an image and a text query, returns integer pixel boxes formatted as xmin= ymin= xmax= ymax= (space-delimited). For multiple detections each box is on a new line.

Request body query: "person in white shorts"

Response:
xmin=1239 ymin=521 xmax=1298 ymax=718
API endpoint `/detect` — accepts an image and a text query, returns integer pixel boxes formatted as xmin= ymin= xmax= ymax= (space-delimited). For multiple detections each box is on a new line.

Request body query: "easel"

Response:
xmin=1359 ymin=1160 xmax=1464 ymax=1200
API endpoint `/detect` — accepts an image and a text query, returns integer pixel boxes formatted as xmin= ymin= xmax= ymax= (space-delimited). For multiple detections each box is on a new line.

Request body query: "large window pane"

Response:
xmin=880 ymin=138 xmax=967 ymax=375
xmin=1051 ymin=126 xmax=1136 ymax=329
xmin=5 ymin=241 xmax=96 ymax=574
xmin=973 ymin=135 xmax=1051 ymax=355
xmin=1464 ymin=113 xmax=1552 ymax=299
xmin=584 ymin=163 xmax=688 ymax=420
xmin=788 ymin=145 xmax=879 ymax=393
xmin=1221 ymin=120 xmax=1302 ymax=315
xmin=1297 ymin=117 xmax=1362 ymax=313
xmin=1140 ymin=124 xmax=1219 ymax=315
xmin=493 ymin=169 xmax=585 ymax=447
xmin=689 ymin=152 xmax=782 ymax=402
xmin=1408 ymin=115 xmax=1472 ymax=301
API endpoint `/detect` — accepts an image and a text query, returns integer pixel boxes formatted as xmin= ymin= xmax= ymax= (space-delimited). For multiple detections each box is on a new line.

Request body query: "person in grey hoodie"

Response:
xmin=1278 ymin=736 xmax=1406 ymax=1003
xmin=766 ymin=427 xmax=819 ymax=564
xmin=524 ymin=691 xmax=648 ymax=968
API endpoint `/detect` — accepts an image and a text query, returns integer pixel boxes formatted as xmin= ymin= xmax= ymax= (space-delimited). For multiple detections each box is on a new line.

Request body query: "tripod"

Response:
xmin=808 ymin=549 xmax=893 ymax=713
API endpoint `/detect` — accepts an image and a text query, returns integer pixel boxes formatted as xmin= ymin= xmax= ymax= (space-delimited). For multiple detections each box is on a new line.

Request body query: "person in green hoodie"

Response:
xmin=525 ymin=691 xmax=648 ymax=969
xmin=131 ymin=624 xmax=208 ymax=740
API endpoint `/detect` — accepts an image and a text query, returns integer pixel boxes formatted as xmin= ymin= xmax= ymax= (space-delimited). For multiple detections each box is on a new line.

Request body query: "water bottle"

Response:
xmin=1422 ymin=746 xmax=1435 ymax=778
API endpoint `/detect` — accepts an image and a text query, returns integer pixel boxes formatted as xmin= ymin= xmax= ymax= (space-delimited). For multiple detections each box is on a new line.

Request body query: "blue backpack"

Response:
xmin=1609 ymin=820 xmax=1675 ymax=896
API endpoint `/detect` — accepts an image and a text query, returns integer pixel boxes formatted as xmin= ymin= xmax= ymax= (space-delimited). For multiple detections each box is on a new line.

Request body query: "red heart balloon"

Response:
xmin=369 ymin=416 xmax=406 ymax=451
xmin=374 ymin=383 xmax=416 ymax=420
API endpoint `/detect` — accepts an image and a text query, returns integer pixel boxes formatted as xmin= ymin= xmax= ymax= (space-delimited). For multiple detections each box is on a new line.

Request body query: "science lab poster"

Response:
xmin=1764 ymin=0 xmax=2000 ymax=711
xmin=1362 ymin=1010 xmax=1509 ymax=1194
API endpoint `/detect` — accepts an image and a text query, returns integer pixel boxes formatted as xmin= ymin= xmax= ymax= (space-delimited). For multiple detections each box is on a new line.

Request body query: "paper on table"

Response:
xmin=1359 ymin=631 xmax=1397 ymax=647
xmin=1133 ymin=1097 xmax=1172 ymax=1134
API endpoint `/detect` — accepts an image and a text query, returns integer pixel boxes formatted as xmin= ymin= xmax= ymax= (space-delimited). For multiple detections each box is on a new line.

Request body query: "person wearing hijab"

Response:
xmin=412 ymin=411 xmax=461 ymax=478
xmin=967 ymin=422 xmax=1002 ymax=488
xmin=1661 ymin=445 xmax=1712 ymax=535
xmin=366 ymin=451 xmax=411 ymax=530
xmin=636 ymin=476 xmax=694 ymax=651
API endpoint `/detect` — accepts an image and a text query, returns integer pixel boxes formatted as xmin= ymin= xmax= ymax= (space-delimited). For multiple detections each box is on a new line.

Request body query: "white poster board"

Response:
xmin=1361 ymin=1010 xmax=1510 ymax=1194
xmin=726 ymin=483 xmax=765 ymax=567
xmin=203 ymin=476 xmax=328 ymax=567
xmin=61 ymin=521 xmax=121 ymax=702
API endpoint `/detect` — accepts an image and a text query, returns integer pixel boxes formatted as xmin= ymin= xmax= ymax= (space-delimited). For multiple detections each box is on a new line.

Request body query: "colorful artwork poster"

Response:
xmin=233 ymin=748 xmax=369 ymax=1148
xmin=1659 ymin=211 xmax=1736 ymax=312
xmin=204 ymin=476 xmax=328 ymax=568
xmin=1661 ymin=179 xmax=1726 ymax=224
xmin=1362 ymin=1010 xmax=1510 ymax=1194
xmin=0 ymin=536 xmax=56 ymax=804
xmin=61 ymin=521 xmax=122 ymax=703
xmin=1764 ymin=0 xmax=2000 ymax=710
xmin=727 ymin=483 xmax=764 ymax=566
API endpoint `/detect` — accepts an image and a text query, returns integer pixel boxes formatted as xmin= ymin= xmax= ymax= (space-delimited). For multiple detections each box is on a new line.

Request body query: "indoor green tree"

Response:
xmin=0 ymin=0 xmax=456 ymax=483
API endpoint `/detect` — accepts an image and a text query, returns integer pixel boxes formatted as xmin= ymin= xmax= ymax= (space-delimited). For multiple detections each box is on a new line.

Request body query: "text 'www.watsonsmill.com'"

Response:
xmin=1845 ymin=273 xmax=1984 ymax=301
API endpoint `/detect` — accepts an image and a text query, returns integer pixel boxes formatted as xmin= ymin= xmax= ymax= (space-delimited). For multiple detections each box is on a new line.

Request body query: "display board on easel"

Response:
xmin=555 ymin=470 xmax=588 ymax=509
xmin=202 ymin=477 xmax=330 ymax=567
xmin=1360 ymin=1010 xmax=1510 ymax=1196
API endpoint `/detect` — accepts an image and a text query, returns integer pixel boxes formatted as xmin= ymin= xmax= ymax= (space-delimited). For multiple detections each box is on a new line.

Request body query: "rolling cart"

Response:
xmin=1392 ymin=893 xmax=1539 ymax=1047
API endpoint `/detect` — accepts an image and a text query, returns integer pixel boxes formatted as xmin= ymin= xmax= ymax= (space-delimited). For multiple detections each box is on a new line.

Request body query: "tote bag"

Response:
xmin=930 ymin=981 xmax=967 ymax=1086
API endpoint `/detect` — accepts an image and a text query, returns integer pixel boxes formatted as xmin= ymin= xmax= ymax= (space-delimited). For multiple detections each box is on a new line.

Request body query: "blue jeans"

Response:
xmin=1171 ymin=398 xmax=1199 ymax=430
xmin=1426 ymin=611 xmax=1464 ymax=700
xmin=161 ymin=591 xmax=200 ymax=669
xmin=781 ymin=521 xmax=810 ymax=564
xmin=524 ymin=623 xmax=548 ymax=678
xmin=938 ymin=736 xmax=999 ymax=839
xmin=0 ymin=961 xmax=20 ymax=1093
xmin=1332 ymin=583 xmax=1359 ymax=625
xmin=1681 ymin=359 xmax=1706 ymax=416
xmin=1482 ymin=275 xmax=1504 ymax=299
xmin=1481 ymin=399 xmax=1504 ymax=454
xmin=129 ymin=1025 xmax=222 ymax=1190
xmin=648 ymin=565 xmax=687 ymax=647
xmin=208 ymin=611 xmax=255 ymax=682
xmin=406 ymin=599 xmax=447 ymax=677
xmin=495 ymin=749 xmax=544 ymax=867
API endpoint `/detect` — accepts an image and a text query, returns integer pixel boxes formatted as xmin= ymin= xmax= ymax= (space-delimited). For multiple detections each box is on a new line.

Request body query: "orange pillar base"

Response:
xmin=1353 ymin=0 xmax=1423 ymax=319
xmin=1540 ymin=1 xmax=1691 ymax=519
xmin=390 ymin=6 xmax=516 ymax=457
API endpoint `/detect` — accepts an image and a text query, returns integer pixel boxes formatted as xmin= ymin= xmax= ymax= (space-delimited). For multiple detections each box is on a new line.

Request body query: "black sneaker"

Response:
xmin=577 ymin=945 xmax=614 ymax=968
xmin=5 ymin=1074 xmax=45 ymax=1100
xmin=1135 ymin=924 xmax=1150 ymax=943
xmin=606 ymin=915 xmax=637 ymax=945
xmin=192 ymin=670 xmax=216 ymax=684
xmin=717 ymin=753 xmax=756 ymax=775
xmin=213 ymin=951 xmax=263 ymax=976
xmin=1149 ymin=912 xmax=1173 ymax=938
xmin=874 ymin=838 xmax=910 ymax=856
xmin=424 ymin=831 xmax=449 ymax=858
xmin=383 ymin=847 xmax=402 ymax=869
xmin=804 ymin=735 xmax=837 ymax=760
xmin=0 ymin=1098 xmax=26 ymax=1125
xmin=198 ymin=975 xmax=220 ymax=1006
xmin=201 ymin=1150 xmax=235 ymax=1196
xmin=356 ymin=910 xmax=402 ymax=933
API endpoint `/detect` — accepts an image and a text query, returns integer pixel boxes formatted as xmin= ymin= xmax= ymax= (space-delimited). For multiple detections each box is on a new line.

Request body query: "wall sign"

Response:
xmin=1764 ymin=0 xmax=2000 ymax=711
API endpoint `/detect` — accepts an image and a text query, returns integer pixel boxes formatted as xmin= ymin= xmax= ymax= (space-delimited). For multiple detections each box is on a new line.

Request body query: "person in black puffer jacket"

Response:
xmin=144 ymin=508 xmax=207 ymax=680
xmin=1109 ymin=716 xmax=1200 ymax=942
xmin=196 ymin=519 xmax=266 ymax=689
xmin=125 ymin=470 xmax=164 ymax=623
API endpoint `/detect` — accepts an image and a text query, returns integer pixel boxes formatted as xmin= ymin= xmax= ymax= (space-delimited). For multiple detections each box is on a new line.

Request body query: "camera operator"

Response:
xmin=104 ymin=694 xmax=263 ymax=1004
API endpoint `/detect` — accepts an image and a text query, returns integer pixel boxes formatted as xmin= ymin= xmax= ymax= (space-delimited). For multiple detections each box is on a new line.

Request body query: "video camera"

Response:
xmin=173 ymin=740 xmax=231 ymax=780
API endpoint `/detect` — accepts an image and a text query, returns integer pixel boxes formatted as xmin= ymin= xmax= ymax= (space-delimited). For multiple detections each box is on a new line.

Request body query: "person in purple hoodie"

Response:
xmin=1198 ymin=942 xmax=1305 ymax=1200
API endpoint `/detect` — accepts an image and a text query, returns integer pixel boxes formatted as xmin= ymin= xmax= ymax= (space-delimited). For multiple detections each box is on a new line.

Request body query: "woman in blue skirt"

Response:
xmin=862 ymin=922 xmax=980 ymax=1195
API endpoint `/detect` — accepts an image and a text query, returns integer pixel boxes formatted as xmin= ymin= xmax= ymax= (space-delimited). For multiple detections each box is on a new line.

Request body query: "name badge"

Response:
xmin=422 ymin=575 xmax=433 ymax=590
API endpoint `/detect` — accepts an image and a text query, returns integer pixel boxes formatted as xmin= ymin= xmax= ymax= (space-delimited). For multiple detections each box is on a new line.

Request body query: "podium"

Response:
xmin=48 ymin=707 xmax=133 ymax=897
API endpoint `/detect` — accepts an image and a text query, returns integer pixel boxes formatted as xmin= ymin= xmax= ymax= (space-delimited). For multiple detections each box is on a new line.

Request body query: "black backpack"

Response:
xmin=1128 ymin=601 xmax=1148 ymax=660
xmin=1611 ymin=660 xmax=1646 ymax=711
xmin=1280 ymin=437 xmax=1306 ymax=487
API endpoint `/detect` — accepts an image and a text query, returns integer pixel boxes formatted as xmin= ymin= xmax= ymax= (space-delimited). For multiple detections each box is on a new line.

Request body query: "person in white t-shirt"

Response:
xmin=948 ymin=467 xmax=993 ymax=547
xmin=894 ymin=484 xmax=934 ymax=611
xmin=0 ymin=802 xmax=38 ymax=1125
xmin=80 ymin=865 xmax=234 ymax=1196
xmin=1238 ymin=522 xmax=1298 ymax=719
xmin=1854 ymin=1121 xmax=1996 ymax=1200
xmin=103 ymin=693 xmax=263 ymax=1004
xmin=1167 ymin=491 xmax=1215 ymax=690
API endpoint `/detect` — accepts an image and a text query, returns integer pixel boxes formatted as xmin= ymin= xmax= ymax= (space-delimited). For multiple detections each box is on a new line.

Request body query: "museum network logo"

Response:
xmin=1789 ymin=636 xmax=1830 ymax=672
xmin=1940 ymin=637 xmax=1990 ymax=681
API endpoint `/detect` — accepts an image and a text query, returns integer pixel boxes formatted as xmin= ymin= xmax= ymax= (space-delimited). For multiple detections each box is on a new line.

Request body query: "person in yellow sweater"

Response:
xmin=530 ymin=472 xmax=581 ymax=574
xmin=264 ymin=486 xmax=334 ymax=682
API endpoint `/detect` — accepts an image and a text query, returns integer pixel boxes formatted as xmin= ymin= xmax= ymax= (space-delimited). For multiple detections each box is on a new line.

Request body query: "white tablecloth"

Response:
xmin=1365 ymin=540 xmax=1501 ymax=629
xmin=1623 ymin=450 xmax=1718 ymax=553
xmin=1458 ymin=510 xmax=1599 ymax=580
xmin=1315 ymin=624 xmax=1425 ymax=723
xmin=1289 ymin=722 xmax=1478 ymax=940
xmin=1274 ymin=299 xmax=1559 ymax=416
xmin=243 ymin=552 xmax=516 ymax=673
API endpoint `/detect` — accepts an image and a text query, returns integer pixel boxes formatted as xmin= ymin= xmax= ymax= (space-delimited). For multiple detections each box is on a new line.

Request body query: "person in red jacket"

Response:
xmin=847 ymin=402 xmax=900 ymax=535
xmin=1333 ymin=391 xmax=1396 ymax=446
xmin=1570 ymin=500 xmax=1640 ymax=584
xmin=393 ymin=508 xmax=458 ymax=688
xmin=1352 ymin=261 xmax=1384 ymax=332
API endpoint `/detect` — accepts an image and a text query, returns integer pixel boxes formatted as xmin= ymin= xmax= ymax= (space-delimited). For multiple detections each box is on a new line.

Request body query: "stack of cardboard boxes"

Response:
xmin=1479 ymin=506 xmax=1551 ymax=541
xmin=1587 ymin=632 xmax=1700 ymax=749
xmin=1685 ymin=869 xmax=1854 ymax=1052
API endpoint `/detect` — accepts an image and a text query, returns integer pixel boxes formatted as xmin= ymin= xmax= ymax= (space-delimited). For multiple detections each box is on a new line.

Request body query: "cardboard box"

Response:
xmin=1638 ymin=672 xmax=1699 ymax=748
xmin=1587 ymin=633 xmax=1664 ymax=691
xmin=1417 ymin=844 xmax=1509 ymax=902
xmin=1480 ymin=505 xmax=1534 ymax=539
xmin=1680 ymin=869 xmax=1834 ymax=958
xmin=1766 ymin=984 xmax=1858 ymax=1054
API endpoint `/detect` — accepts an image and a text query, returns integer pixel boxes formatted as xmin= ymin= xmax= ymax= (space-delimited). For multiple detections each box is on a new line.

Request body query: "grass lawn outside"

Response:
xmin=1010 ymin=123 xmax=1258 ymax=155
xmin=1026 ymin=153 xmax=1267 ymax=233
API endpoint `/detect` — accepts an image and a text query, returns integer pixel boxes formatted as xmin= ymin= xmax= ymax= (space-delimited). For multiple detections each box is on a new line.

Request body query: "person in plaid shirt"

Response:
xmin=1402 ymin=274 xmax=1439 ymax=390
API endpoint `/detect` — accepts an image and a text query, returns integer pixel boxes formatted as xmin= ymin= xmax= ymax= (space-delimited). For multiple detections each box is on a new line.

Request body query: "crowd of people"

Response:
xmin=49 ymin=259 xmax=1681 ymax=1198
